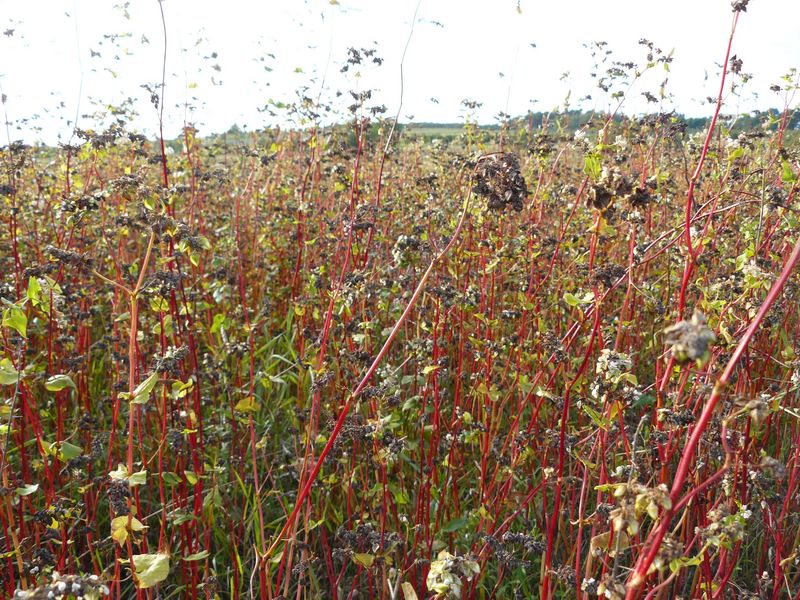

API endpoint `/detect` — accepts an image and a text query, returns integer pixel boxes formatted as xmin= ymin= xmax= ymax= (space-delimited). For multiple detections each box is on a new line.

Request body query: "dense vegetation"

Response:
xmin=3 ymin=3 xmax=800 ymax=600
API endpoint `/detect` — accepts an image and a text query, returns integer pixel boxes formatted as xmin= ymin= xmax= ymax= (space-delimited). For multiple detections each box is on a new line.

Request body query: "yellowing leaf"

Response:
xmin=591 ymin=530 xmax=629 ymax=557
xmin=111 ymin=515 xmax=147 ymax=547
xmin=131 ymin=552 xmax=170 ymax=589
xmin=109 ymin=463 xmax=130 ymax=481
xmin=130 ymin=372 xmax=159 ymax=405
xmin=401 ymin=582 xmax=419 ymax=600
xmin=109 ymin=464 xmax=147 ymax=487
xmin=129 ymin=470 xmax=147 ymax=487
xmin=352 ymin=553 xmax=374 ymax=568
xmin=234 ymin=395 xmax=260 ymax=413
xmin=111 ymin=516 xmax=129 ymax=546
xmin=171 ymin=378 xmax=194 ymax=399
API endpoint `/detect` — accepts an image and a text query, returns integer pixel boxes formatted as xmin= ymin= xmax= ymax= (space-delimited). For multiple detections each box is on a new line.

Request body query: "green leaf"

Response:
xmin=440 ymin=517 xmax=469 ymax=533
xmin=203 ymin=486 xmax=223 ymax=511
xmin=782 ymin=160 xmax=797 ymax=184
xmin=27 ymin=276 xmax=42 ymax=305
xmin=583 ymin=405 xmax=610 ymax=429
xmin=631 ymin=392 xmax=657 ymax=410
xmin=58 ymin=441 xmax=83 ymax=461
xmin=162 ymin=472 xmax=181 ymax=486
xmin=172 ymin=511 xmax=196 ymax=526
xmin=393 ymin=490 xmax=410 ymax=506
xmin=15 ymin=483 xmax=39 ymax=496
xmin=182 ymin=550 xmax=210 ymax=562
xmin=210 ymin=313 xmax=226 ymax=334
xmin=130 ymin=372 xmax=159 ymax=405
xmin=45 ymin=374 xmax=76 ymax=392
xmin=2 ymin=305 xmax=27 ymax=338
xmin=563 ymin=292 xmax=579 ymax=307
xmin=0 ymin=358 xmax=20 ymax=385
xmin=130 ymin=552 xmax=170 ymax=589
xmin=669 ymin=554 xmax=703 ymax=573
xmin=584 ymin=153 xmax=601 ymax=180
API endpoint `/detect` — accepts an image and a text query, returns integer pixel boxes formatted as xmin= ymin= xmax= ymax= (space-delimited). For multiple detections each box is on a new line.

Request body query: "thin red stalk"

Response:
xmin=626 ymin=232 xmax=800 ymax=596
xmin=676 ymin=12 xmax=740 ymax=316
xmin=262 ymin=185 xmax=473 ymax=566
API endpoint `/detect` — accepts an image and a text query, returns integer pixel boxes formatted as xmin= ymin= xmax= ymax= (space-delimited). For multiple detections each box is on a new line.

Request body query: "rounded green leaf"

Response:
xmin=2 ymin=305 xmax=27 ymax=338
xmin=15 ymin=483 xmax=39 ymax=496
xmin=45 ymin=374 xmax=76 ymax=392
xmin=0 ymin=358 xmax=20 ymax=386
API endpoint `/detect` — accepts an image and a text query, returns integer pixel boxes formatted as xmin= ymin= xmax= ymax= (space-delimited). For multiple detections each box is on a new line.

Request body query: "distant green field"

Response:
xmin=403 ymin=125 xmax=465 ymax=138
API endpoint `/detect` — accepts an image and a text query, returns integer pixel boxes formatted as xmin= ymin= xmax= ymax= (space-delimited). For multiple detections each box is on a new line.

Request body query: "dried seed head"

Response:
xmin=472 ymin=153 xmax=528 ymax=212
xmin=731 ymin=0 xmax=750 ymax=12
xmin=663 ymin=311 xmax=716 ymax=367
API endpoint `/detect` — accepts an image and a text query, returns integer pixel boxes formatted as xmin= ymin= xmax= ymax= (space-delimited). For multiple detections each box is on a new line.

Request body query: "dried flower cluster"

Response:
xmin=472 ymin=154 xmax=529 ymax=212
xmin=663 ymin=311 xmax=717 ymax=366
xmin=426 ymin=551 xmax=481 ymax=599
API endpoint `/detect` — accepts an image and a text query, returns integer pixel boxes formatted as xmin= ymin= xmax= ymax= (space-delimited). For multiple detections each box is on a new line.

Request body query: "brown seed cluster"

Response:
xmin=587 ymin=166 xmax=632 ymax=211
xmin=663 ymin=311 xmax=716 ymax=365
xmin=472 ymin=154 xmax=529 ymax=212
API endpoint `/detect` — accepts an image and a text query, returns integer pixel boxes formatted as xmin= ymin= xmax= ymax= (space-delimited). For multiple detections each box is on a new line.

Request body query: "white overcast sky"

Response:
xmin=1 ymin=0 xmax=798 ymax=143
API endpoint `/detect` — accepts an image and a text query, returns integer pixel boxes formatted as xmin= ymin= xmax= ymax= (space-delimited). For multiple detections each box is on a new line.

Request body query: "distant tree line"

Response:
xmin=205 ymin=108 xmax=799 ymax=148
xmin=407 ymin=108 xmax=800 ymax=137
